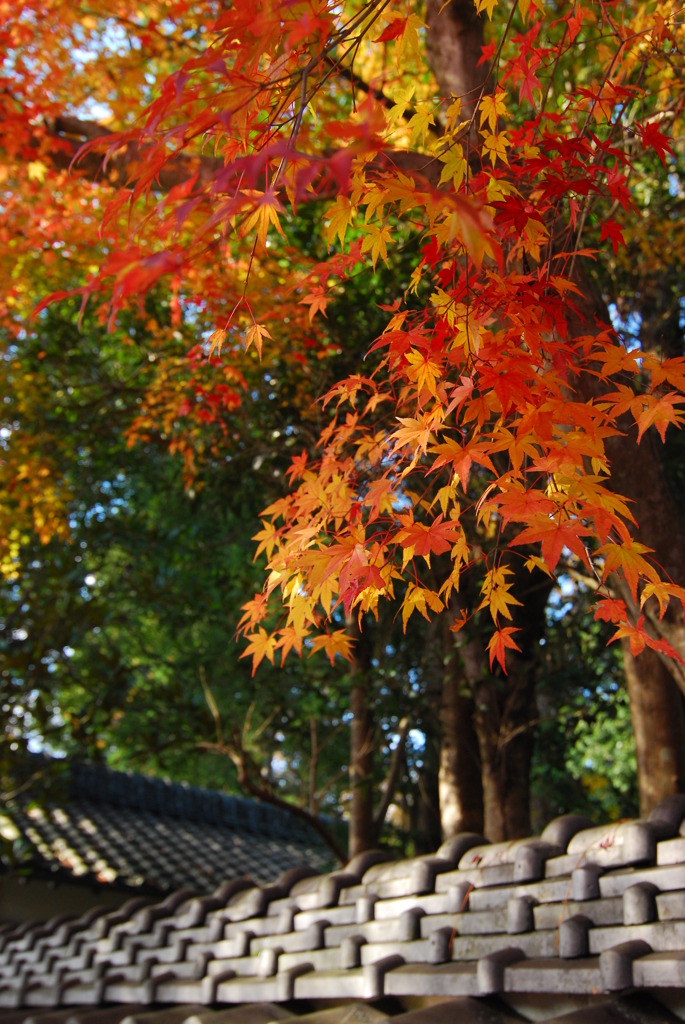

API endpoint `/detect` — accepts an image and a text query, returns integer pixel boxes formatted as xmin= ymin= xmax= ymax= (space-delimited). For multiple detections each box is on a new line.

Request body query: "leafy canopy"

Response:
xmin=2 ymin=0 xmax=685 ymax=672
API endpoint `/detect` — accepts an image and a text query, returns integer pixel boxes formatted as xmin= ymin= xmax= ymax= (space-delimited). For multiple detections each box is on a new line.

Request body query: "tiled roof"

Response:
xmin=2 ymin=762 xmax=336 ymax=893
xmin=1 ymin=796 xmax=685 ymax=1021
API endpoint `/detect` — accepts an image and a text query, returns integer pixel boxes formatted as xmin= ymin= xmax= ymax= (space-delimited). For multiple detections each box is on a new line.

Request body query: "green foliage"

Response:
xmin=531 ymin=584 xmax=637 ymax=828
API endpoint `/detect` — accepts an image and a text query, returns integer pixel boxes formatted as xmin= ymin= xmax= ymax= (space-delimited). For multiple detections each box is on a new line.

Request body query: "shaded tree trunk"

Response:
xmin=466 ymin=561 xmax=552 ymax=841
xmin=425 ymin=0 xmax=489 ymax=123
xmin=571 ymin=273 xmax=685 ymax=809
xmin=623 ymin=643 xmax=685 ymax=815
xmin=348 ymin=626 xmax=376 ymax=857
xmin=472 ymin=668 xmax=536 ymax=840
xmin=439 ymin=638 xmax=484 ymax=837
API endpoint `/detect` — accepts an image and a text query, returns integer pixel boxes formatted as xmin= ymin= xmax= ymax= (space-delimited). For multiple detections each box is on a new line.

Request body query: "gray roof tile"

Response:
xmin=503 ymin=956 xmax=603 ymax=993
xmin=382 ymin=962 xmax=479 ymax=999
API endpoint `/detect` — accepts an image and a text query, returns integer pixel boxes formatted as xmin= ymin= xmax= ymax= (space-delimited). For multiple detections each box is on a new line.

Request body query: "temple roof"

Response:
xmin=1 ymin=762 xmax=336 ymax=895
xmin=1 ymin=794 xmax=685 ymax=1021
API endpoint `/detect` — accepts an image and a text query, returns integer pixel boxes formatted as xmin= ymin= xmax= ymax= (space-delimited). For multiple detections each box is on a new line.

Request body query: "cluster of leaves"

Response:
xmin=1 ymin=0 xmax=685 ymax=790
xmin=223 ymin=2 xmax=685 ymax=671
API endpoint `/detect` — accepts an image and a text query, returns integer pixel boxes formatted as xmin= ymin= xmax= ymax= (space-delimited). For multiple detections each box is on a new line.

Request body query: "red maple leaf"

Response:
xmin=600 ymin=218 xmax=625 ymax=256
xmin=641 ymin=121 xmax=674 ymax=168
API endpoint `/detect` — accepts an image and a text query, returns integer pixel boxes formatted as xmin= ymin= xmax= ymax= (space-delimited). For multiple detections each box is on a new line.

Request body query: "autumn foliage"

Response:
xmin=2 ymin=0 xmax=685 ymax=674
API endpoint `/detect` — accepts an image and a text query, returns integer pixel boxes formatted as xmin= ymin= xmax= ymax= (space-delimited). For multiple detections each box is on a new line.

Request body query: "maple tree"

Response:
xmin=2 ymin=0 xmax=685 ymax=839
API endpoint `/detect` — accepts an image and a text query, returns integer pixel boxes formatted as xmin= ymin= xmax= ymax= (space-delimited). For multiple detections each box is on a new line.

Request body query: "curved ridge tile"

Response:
xmin=566 ymin=821 xmax=658 ymax=868
xmin=541 ymin=814 xmax=595 ymax=850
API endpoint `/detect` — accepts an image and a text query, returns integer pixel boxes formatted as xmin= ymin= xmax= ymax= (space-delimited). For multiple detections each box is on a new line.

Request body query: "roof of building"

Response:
xmin=1 ymin=762 xmax=337 ymax=894
xmin=1 ymin=795 xmax=685 ymax=1022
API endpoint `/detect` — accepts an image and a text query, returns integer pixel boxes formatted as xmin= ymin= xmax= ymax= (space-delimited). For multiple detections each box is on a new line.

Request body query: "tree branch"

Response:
xmin=35 ymin=115 xmax=223 ymax=191
xmin=198 ymin=736 xmax=347 ymax=864
xmin=23 ymin=109 xmax=448 ymax=199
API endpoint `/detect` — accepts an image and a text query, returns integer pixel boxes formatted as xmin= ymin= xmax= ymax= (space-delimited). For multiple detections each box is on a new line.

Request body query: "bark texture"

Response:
xmin=606 ymin=429 xmax=685 ymax=689
xmin=623 ymin=643 xmax=685 ymax=815
xmin=34 ymin=116 xmax=223 ymax=192
xmin=412 ymin=735 xmax=443 ymax=854
xmin=425 ymin=0 xmax=489 ymax=121
xmin=467 ymin=561 xmax=552 ymax=841
xmin=439 ymin=665 xmax=484 ymax=837
xmin=570 ymin=274 xmax=685 ymax=810
xmin=348 ymin=625 xmax=376 ymax=858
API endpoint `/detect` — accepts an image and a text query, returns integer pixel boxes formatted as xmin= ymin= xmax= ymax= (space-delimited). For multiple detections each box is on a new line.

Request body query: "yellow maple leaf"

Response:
xmin=360 ymin=222 xmax=392 ymax=269
xmin=439 ymin=145 xmax=467 ymax=191
xmin=401 ymin=583 xmax=444 ymax=632
xmin=242 ymin=189 xmax=285 ymax=249
xmin=308 ymin=630 xmax=354 ymax=665
xmin=483 ymin=130 xmax=510 ymax=167
xmin=387 ymin=83 xmax=416 ymax=129
xmin=479 ymin=90 xmax=507 ymax=132
xmin=207 ymin=328 xmax=226 ymax=356
xmin=245 ymin=322 xmax=272 ymax=358
xmin=444 ymin=97 xmax=462 ymax=130
xmin=240 ymin=627 xmax=278 ymax=676
xmin=407 ymin=102 xmax=436 ymax=146
xmin=27 ymin=160 xmax=48 ymax=183
xmin=478 ymin=565 xmax=523 ymax=623
xmin=405 ymin=348 xmax=442 ymax=397
xmin=325 ymin=195 xmax=352 ymax=248
xmin=475 ymin=0 xmax=498 ymax=19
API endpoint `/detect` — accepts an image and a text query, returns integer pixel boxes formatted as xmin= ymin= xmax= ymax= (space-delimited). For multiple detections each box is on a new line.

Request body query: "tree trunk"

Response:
xmin=348 ymin=623 xmax=376 ymax=857
xmin=472 ymin=667 xmax=536 ymax=841
xmin=425 ymin=0 xmax=488 ymax=123
xmin=607 ymin=429 xmax=685 ymax=683
xmin=571 ymin=273 xmax=685 ymax=804
xmin=468 ymin=560 xmax=552 ymax=841
xmin=439 ymin=654 xmax=483 ymax=837
xmin=623 ymin=642 xmax=685 ymax=815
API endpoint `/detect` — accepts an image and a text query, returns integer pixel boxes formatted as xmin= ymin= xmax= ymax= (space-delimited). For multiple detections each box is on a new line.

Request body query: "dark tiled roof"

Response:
xmin=2 ymin=763 xmax=336 ymax=892
xmin=2 ymin=797 xmax=685 ymax=1021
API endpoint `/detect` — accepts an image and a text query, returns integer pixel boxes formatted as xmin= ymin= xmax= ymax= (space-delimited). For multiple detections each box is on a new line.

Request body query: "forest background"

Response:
xmin=1 ymin=0 xmax=685 ymax=861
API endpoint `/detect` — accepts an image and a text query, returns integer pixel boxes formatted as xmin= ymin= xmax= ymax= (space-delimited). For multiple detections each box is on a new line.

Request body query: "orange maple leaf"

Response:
xmin=510 ymin=515 xmax=592 ymax=573
xmin=276 ymin=625 xmax=308 ymax=663
xmin=594 ymin=596 xmax=627 ymax=624
xmin=308 ymin=630 xmax=354 ymax=665
xmin=240 ymin=627 xmax=278 ymax=676
xmin=300 ymin=287 xmax=329 ymax=323
xmin=609 ymin=616 xmax=684 ymax=663
xmin=635 ymin=393 xmax=685 ymax=444
xmin=487 ymin=627 xmax=522 ymax=673
xmin=395 ymin=513 xmax=461 ymax=566
xmin=241 ymin=189 xmax=286 ymax=249
xmin=599 ymin=540 xmax=660 ymax=602
xmin=245 ymin=322 xmax=272 ymax=358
